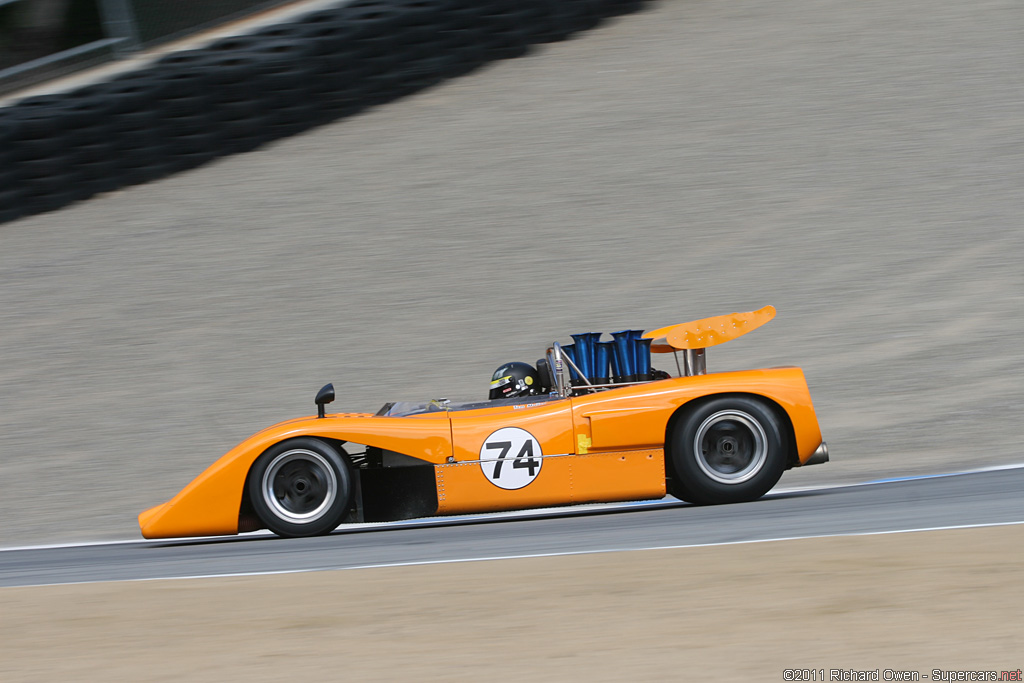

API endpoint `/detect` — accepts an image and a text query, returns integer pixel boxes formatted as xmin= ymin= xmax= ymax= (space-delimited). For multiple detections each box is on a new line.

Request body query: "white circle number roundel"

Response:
xmin=479 ymin=427 xmax=543 ymax=490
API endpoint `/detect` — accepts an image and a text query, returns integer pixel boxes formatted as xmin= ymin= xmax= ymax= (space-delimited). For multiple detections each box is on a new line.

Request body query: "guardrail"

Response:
xmin=0 ymin=0 xmax=648 ymax=225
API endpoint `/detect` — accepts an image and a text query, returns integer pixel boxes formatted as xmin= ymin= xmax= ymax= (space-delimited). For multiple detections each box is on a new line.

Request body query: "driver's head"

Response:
xmin=489 ymin=362 xmax=541 ymax=400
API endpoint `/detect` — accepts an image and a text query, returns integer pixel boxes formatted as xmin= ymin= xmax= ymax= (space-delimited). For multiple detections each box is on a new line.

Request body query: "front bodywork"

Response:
xmin=139 ymin=365 xmax=822 ymax=539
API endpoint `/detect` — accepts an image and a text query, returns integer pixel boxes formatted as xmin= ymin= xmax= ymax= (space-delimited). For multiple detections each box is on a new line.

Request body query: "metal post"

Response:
xmin=549 ymin=344 xmax=568 ymax=398
xmin=685 ymin=348 xmax=707 ymax=376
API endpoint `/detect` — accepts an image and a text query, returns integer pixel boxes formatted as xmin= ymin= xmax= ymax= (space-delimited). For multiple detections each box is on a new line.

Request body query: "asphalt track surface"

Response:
xmin=1 ymin=0 xmax=1022 ymax=546
xmin=3 ymin=467 xmax=1022 ymax=588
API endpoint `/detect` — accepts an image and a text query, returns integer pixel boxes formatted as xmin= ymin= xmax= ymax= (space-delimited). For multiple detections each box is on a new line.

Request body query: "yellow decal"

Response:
xmin=577 ymin=434 xmax=592 ymax=455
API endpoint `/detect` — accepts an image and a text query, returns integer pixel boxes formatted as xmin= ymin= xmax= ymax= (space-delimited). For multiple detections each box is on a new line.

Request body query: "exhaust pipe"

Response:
xmin=803 ymin=441 xmax=829 ymax=466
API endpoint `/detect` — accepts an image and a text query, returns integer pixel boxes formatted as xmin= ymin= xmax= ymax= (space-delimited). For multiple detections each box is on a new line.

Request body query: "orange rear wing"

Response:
xmin=642 ymin=305 xmax=775 ymax=376
xmin=644 ymin=305 xmax=776 ymax=352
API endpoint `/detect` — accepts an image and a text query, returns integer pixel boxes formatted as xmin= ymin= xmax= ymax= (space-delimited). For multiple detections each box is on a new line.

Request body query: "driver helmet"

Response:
xmin=489 ymin=362 xmax=541 ymax=400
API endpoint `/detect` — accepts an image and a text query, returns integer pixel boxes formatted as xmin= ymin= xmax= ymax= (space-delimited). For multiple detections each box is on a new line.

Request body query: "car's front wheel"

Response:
xmin=248 ymin=437 xmax=352 ymax=538
xmin=669 ymin=396 xmax=787 ymax=504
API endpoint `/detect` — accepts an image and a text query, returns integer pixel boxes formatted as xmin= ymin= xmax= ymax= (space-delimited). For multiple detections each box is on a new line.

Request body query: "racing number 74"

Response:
xmin=479 ymin=427 xmax=544 ymax=490
xmin=486 ymin=440 xmax=540 ymax=478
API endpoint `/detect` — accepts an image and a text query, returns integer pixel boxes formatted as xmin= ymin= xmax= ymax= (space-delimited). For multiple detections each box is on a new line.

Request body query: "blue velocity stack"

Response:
xmin=608 ymin=339 xmax=623 ymax=381
xmin=612 ymin=330 xmax=636 ymax=383
xmin=634 ymin=334 xmax=653 ymax=381
xmin=570 ymin=333 xmax=597 ymax=383
xmin=594 ymin=340 xmax=614 ymax=384
xmin=565 ymin=331 xmax=650 ymax=387
xmin=561 ymin=343 xmax=580 ymax=384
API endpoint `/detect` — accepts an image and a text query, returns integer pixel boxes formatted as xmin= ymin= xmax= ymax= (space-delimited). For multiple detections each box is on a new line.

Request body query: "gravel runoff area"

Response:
xmin=2 ymin=525 xmax=1023 ymax=680
xmin=1 ymin=0 xmax=1022 ymax=546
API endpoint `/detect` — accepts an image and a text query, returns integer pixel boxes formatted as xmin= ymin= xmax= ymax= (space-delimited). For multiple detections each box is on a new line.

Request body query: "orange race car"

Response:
xmin=139 ymin=305 xmax=828 ymax=539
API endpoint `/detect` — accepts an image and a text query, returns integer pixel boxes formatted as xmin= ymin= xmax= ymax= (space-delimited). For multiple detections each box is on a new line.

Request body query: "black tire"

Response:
xmin=248 ymin=437 xmax=352 ymax=538
xmin=669 ymin=396 xmax=787 ymax=505
xmin=0 ymin=187 xmax=28 ymax=224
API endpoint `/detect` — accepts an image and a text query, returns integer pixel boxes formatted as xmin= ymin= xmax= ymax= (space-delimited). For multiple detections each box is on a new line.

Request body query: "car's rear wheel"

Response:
xmin=669 ymin=396 xmax=787 ymax=504
xmin=248 ymin=437 xmax=352 ymax=537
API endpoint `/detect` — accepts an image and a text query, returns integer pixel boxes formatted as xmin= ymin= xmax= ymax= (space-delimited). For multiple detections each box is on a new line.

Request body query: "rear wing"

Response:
xmin=644 ymin=305 xmax=776 ymax=352
xmin=643 ymin=305 xmax=775 ymax=376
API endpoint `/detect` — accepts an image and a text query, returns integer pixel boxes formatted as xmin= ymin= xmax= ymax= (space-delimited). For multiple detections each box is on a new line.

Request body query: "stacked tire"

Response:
xmin=0 ymin=0 xmax=649 ymax=224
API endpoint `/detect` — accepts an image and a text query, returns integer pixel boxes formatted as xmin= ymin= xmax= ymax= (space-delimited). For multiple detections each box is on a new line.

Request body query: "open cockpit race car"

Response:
xmin=139 ymin=305 xmax=828 ymax=539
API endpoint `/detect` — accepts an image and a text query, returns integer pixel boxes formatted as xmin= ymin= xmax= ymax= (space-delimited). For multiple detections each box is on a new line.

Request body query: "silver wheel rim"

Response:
xmin=262 ymin=449 xmax=337 ymax=524
xmin=693 ymin=410 xmax=768 ymax=484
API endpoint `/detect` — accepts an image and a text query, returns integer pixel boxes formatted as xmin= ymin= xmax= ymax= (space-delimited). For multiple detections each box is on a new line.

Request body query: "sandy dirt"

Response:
xmin=1 ymin=0 xmax=1022 ymax=547
xmin=2 ymin=525 xmax=1022 ymax=681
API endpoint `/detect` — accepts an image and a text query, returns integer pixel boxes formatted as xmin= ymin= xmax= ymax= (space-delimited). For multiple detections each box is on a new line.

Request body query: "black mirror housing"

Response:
xmin=315 ymin=383 xmax=335 ymax=419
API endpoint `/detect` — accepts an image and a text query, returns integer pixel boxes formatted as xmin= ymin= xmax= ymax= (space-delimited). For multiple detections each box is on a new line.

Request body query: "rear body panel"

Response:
xmin=569 ymin=367 xmax=822 ymax=462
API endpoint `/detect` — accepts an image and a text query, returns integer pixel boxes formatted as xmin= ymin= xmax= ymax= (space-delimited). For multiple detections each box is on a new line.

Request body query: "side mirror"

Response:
xmin=315 ymin=383 xmax=335 ymax=419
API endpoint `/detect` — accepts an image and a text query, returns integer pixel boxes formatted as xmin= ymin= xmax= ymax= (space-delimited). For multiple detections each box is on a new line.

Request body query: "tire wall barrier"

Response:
xmin=0 ymin=0 xmax=650 ymax=225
